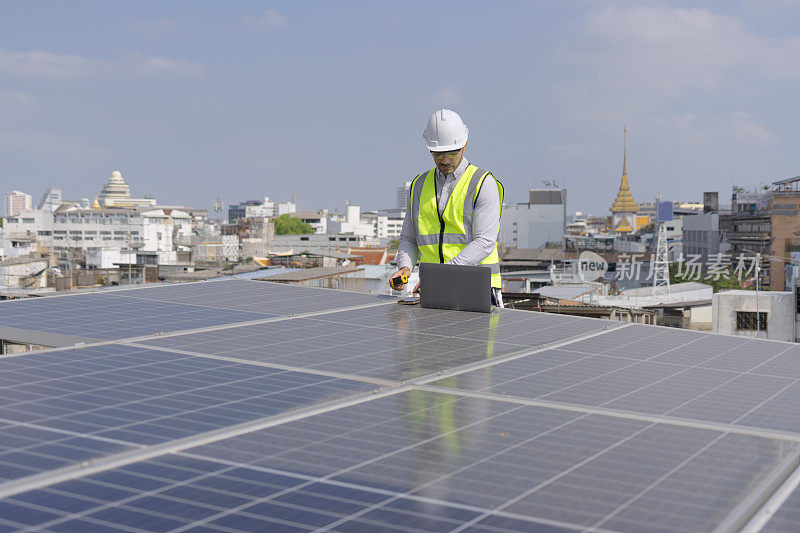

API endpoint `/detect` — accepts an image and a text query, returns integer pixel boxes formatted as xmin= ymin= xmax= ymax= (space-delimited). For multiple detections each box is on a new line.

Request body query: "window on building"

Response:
xmin=6 ymin=218 xmax=18 ymax=223
xmin=37 ymin=230 xmax=51 ymax=236
xmin=736 ymin=311 xmax=768 ymax=331
xmin=22 ymin=218 xmax=34 ymax=223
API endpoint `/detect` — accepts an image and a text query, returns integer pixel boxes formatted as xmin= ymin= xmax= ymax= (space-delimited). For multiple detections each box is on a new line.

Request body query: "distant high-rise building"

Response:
xmin=500 ymin=188 xmax=567 ymax=248
xmin=396 ymin=181 xmax=411 ymax=211
xmin=4 ymin=190 xmax=32 ymax=216
xmin=227 ymin=196 xmax=296 ymax=223
xmin=37 ymin=187 xmax=63 ymax=211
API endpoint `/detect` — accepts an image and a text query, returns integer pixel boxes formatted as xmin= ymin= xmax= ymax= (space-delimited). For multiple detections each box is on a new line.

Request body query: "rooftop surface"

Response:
xmin=0 ymin=279 xmax=799 ymax=531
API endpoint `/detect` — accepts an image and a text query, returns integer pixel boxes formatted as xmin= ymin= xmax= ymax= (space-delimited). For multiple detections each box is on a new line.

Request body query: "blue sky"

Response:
xmin=1 ymin=1 xmax=799 ymax=215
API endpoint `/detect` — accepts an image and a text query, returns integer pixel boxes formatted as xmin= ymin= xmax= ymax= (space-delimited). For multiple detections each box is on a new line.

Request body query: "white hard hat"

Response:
xmin=423 ymin=109 xmax=469 ymax=152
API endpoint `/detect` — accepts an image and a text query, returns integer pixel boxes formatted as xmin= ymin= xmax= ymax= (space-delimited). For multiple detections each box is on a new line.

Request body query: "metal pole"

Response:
xmin=755 ymin=260 xmax=761 ymax=338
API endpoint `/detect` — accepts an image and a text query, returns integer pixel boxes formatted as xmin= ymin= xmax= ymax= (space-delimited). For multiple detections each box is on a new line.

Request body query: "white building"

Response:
xmin=501 ymin=189 xmax=566 ymax=248
xmin=713 ymin=290 xmax=795 ymax=342
xmin=228 ymin=197 xmax=296 ymax=222
xmin=99 ymin=171 xmax=156 ymax=208
xmin=269 ymin=232 xmax=379 ymax=254
xmin=328 ymin=205 xmax=375 ymax=237
xmin=396 ymin=181 xmax=411 ymax=210
xmin=2 ymin=206 xmax=192 ymax=255
xmin=293 ymin=212 xmax=328 ymax=234
xmin=4 ymin=190 xmax=32 ymax=217
xmin=37 ymin=187 xmax=63 ymax=211
xmin=362 ymin=212 xmax=403 ymax=240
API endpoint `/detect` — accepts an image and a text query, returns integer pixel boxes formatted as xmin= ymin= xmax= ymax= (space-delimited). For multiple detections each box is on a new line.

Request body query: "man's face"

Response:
xmin=430 ymin=145 xmax=465 ymax=174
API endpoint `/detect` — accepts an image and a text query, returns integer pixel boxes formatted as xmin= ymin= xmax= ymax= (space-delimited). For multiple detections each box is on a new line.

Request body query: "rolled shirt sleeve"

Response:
xmin=394 ymin=189 xmax=419 ymax=271
xmin=447 ymin=174 xmax=501 ymax=266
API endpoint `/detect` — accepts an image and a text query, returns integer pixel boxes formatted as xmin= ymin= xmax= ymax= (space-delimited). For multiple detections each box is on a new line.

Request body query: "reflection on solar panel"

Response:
xmin=2 ymin=279 xmax=800 ymax=531
xmin=140 ymin=305 xmax=614 ymax=381
xmin=429 ymin=324 xmax=800 ymax=434
xmin=0 ymin=279 xmax=391 ymax=341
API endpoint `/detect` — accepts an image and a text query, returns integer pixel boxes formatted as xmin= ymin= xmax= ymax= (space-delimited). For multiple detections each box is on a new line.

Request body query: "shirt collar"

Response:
xmin=436 ymin=156 xmax=469 ymax=182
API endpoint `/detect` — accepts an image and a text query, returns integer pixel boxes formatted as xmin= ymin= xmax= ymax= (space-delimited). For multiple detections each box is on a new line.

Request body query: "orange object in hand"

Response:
xmin=390 ymin=274 xmax=408 ymax=290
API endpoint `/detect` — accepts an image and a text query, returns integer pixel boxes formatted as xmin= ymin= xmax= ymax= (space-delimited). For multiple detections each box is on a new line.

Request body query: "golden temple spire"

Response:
xmin=92 ymin=195 xmax=101 ymax=209
xmin=623 ymin=122 xmax=627 ymax=177
xmin=611 ymin=124 xmax=637 ymax=214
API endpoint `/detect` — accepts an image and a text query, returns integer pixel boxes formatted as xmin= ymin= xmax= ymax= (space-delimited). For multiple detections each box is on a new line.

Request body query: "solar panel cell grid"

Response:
xmin=103 ymin=279 xmax=392 ymax=315
xmin=0 ymin=279 xmax=393 ymax=341
xmin=142 ymin=306 xmax=615 ymax=381
xmin=2 ymin=392 xmax=794 ymax=532
xmin=430 ymin=324 xmax=800 ymax=436
xmin=5 ymin=281 xmax=800 ymax=530
xmin=0 ymin=344 xmax=374 ymax=480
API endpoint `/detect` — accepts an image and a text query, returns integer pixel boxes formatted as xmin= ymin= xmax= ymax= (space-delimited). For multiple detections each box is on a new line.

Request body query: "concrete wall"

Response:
xmin=712 ymin=290 xmax=794 ymax=341
xmin=500 ymin=203 xmax=565 ymax=248
xmin=690 ymin=304 xmax=713 ymax=330
xmin=682 ymin=212 xmax=721 ymax=263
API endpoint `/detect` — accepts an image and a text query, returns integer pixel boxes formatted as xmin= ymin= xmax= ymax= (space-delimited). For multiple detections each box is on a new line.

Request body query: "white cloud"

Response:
xmin=0 ymin=90 xmax=36 ymax=109
xmin=0 ymin=50 xmax=109 ymax=78
xmin=0 ymin=49 xmax=207 ymax=78
xmin=239 ymin=10 xmax=288 ymax=31
xmin=661 ymin=110 xmax=778 ymax=146
xmin=565 ymin=5 xmax=800 ymax=96
xmin=129 ymin=18 xmax=176 ymax=36
xmin=132 ymin=56 xmax=207 ymax=77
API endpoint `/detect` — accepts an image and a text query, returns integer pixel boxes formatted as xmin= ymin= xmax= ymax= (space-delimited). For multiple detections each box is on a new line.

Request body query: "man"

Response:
xmin=390 ymin=109 xmax=504 ymax=306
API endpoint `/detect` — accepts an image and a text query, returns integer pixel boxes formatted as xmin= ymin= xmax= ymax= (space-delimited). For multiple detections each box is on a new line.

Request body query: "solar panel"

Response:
xmin=0 ymin=344 xmax=375 ymax=481
xmin=139 ymin=306 xmax=616 ymax=381
xmin=429 ymin=324 xmax=800 ymax=434
xmin=0 ymin=292 xmax=272 ymax=342
xmin=4 ymin=282 xmax=800 ymax=530
xmin=0 ymin=279 xmax=392 ymax=343
xmin=107 ymin=279 xmax=393 ymax=315
xmin=761 ymin=485 xmax=800 ymax=532
xmin=1 ymin=392 xmax=795 ymax=532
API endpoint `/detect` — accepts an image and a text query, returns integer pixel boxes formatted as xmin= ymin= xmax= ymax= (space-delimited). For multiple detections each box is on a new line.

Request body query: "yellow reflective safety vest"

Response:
xmin=410 ymin=164 xmax=504 ymax=288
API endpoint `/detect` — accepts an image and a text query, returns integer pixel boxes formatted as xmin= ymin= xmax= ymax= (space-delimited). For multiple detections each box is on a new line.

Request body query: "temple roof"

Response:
xmin=610 ymin=126 xmax=638 ymax=214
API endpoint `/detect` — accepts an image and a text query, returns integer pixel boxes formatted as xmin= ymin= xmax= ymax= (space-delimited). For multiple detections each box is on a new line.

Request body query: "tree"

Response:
xmin=669 ymin=262 xmax=745 ymax=292
xmin=273 ymin=214 xmax=314 ymax=235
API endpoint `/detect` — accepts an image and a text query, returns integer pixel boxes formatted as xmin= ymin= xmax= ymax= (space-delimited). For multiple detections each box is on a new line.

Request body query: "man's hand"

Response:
xmin=412 ymin=281 xmax=421 ymax=294
xmin=389 ymin=267 xmax=411 ymax=290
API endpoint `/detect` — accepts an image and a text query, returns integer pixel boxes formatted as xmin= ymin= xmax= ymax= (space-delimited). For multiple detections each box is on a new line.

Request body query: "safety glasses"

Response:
xmin=430 ymin=149 xmax=462 ymax=160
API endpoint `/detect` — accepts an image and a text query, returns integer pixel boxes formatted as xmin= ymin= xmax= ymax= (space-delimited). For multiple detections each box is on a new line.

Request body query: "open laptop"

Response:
xmin=419 ymin=263 xmax=492 ymax=313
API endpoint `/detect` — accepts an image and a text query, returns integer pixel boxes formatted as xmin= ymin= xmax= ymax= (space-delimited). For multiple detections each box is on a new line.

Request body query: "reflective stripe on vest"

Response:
xmin=410 ymin=164 xmax=504 ymax=288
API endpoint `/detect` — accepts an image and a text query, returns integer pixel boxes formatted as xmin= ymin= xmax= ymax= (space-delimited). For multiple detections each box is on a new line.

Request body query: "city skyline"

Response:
xmin=1 ymin=1 xmax=799 ymax=215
